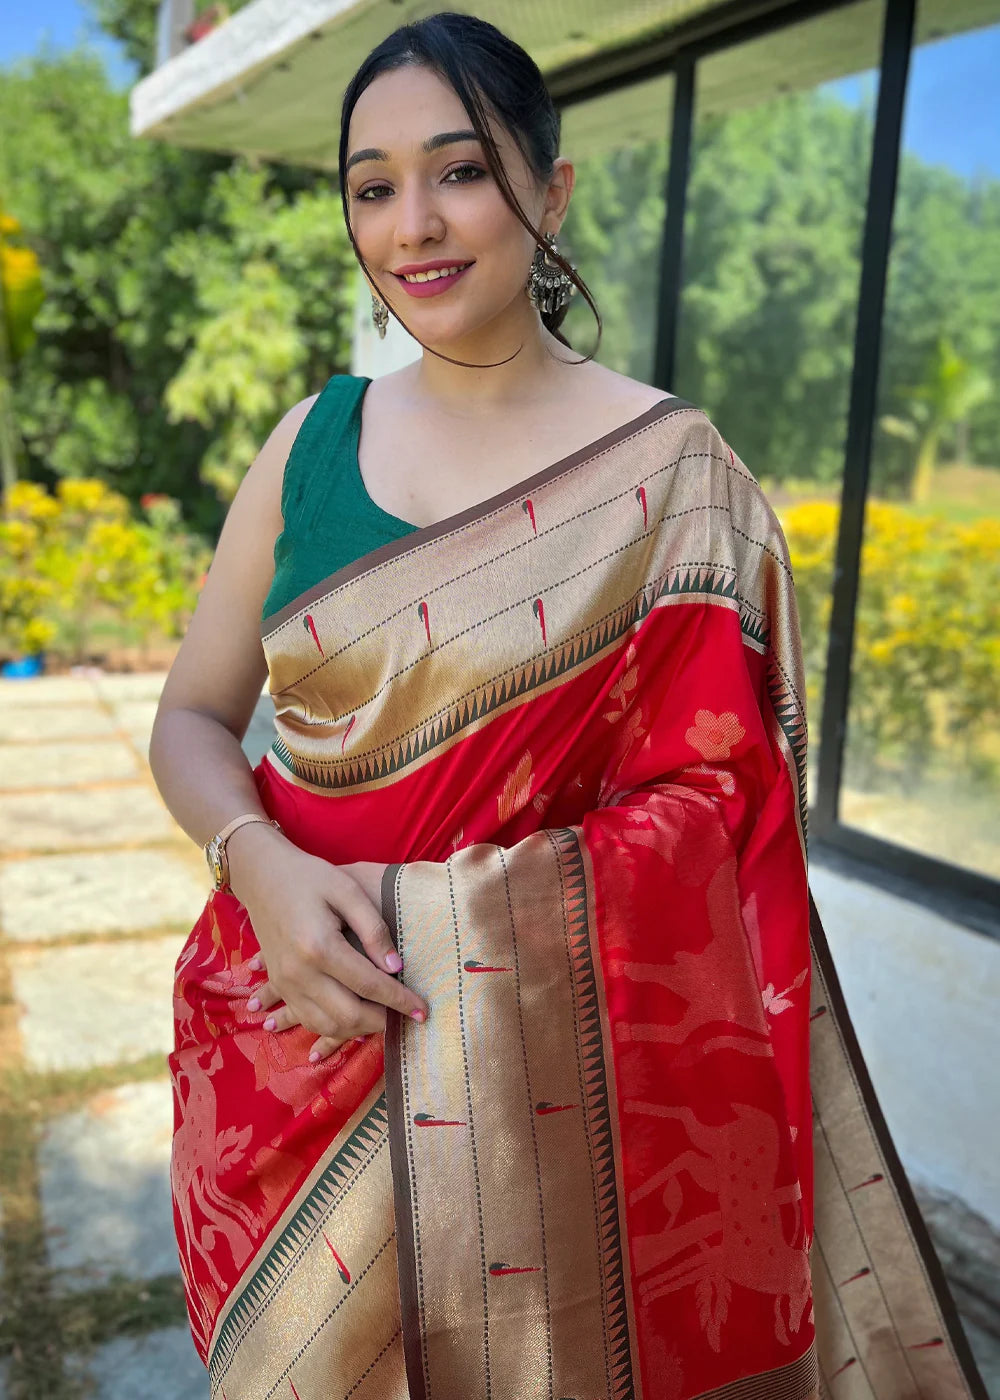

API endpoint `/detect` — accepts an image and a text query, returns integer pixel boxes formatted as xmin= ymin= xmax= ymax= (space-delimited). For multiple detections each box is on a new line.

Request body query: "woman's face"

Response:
xmin=345 ymin=63 xmax=572 ymax=349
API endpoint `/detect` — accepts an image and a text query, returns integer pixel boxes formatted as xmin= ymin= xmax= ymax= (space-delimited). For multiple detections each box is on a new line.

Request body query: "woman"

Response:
xmin=150 ymin=14 xmax=985 ymax=1400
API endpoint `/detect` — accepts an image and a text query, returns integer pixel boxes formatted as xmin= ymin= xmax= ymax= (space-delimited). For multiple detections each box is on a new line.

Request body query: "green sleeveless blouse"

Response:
xmin=262 ymin=374 xmax=419 ymax=622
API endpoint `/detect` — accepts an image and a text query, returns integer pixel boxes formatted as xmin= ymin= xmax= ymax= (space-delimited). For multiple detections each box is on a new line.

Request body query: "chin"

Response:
xmin=415 ymin=300 xmax=527 ymax=346
xmin=398 ymin=312 xmax=493 ymax=348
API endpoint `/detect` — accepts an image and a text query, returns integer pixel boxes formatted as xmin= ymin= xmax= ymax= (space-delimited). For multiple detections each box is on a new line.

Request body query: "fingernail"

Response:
xmin=263 ymin=1016 xmax=276 ymax=1032
xmin=410 ymin=1009 xmax=426 ymax=1023
xmin=247 ymin=997 xmax=261 ymax=1013
xmin=385 ymin=951 xmax=403 ymax=973
xmin=308 ymin=1050 xmax=320 ymax=1062
xmin=354 ymin=1036 xmax=367 ymax=1045
xmin=249 ymin=957 xmax=262 ymax=971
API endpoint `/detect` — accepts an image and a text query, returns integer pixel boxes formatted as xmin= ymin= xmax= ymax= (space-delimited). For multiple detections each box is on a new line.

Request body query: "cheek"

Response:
xmin=350 ymin=205 xmax=393 ymax=261
xmin=466 ymin=196 xmax=535 ymax=282
xmin=445 ymin=182 xmax=527 ymax=244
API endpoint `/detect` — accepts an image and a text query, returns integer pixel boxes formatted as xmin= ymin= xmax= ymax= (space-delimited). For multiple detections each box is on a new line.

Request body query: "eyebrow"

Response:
xmin=345 ymin=129 xmax=481 ymax=175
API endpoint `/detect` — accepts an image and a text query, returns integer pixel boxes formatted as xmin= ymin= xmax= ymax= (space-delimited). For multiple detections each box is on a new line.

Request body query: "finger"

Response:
xmin=246 ymin=979 xmax=282 ymax=1014
xmin=308 ymin=1036 xmax=347 ymax=1062
xmin=248 ymin=952 xmax=266 ymax=973
xmin=324 ymin=939 xmax=428 ymax=1023
xmin=266 ymin=982 xmax=386 ymax=1043
xmin=329 ymin=869 xmax=401 ymax=975
xmin=263 ymin=1005 xmax=301 ymax=1033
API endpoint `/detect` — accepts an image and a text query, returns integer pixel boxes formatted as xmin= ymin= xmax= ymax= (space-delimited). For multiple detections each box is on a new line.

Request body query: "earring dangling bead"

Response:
xmin=526 ymin=232 xmax=577 ymax=316
xmin=371 ymin=292 xmax=388 ymax=340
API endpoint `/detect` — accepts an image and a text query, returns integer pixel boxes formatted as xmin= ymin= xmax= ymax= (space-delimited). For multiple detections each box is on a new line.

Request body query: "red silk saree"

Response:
xmin=171 ymin=399 xmax=986 ymax=1399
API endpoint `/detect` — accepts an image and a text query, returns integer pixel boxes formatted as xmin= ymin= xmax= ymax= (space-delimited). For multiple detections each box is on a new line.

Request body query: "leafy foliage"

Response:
xmin=0 ymin=478 xmax=210 ymax=661
xmin=1 ymin=34 xmax=998 ymax=532
xmin=782 ymin=501 xmax=1000 ymax=785
xmin=162 ymin=164 xmax=356 ymax=500
xmin=0 ymin=50 xmax=353 ymax=530
xmin=562 ymin=89 xmax=1000 ymax=493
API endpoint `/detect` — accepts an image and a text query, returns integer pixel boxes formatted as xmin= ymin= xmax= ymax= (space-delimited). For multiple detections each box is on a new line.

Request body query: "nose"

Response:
xmin=393 ymin=176 xmax=446 ymax=250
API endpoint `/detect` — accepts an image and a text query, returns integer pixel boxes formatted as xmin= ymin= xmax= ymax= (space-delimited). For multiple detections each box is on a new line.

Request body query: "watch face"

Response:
xmin=206 ymin=839 xmax=225 ymax=888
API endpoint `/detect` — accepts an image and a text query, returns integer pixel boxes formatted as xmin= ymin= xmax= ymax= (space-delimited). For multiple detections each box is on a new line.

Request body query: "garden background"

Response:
xmin=2 ymin=0 xmax=998 ymax=877
xmin=0 ymin=1 xmax=999 ymax=1395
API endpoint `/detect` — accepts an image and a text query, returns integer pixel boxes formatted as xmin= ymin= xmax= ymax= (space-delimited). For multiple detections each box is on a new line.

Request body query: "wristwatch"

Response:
xmin=204 ymin=814 xmax=282 ymax=893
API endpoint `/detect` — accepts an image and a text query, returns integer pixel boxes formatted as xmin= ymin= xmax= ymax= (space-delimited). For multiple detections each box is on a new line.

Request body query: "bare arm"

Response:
xmin=149 ymin=396 xmax=428 ymax=1047
xmin=148 ymin=398 xmax=307 ymax=853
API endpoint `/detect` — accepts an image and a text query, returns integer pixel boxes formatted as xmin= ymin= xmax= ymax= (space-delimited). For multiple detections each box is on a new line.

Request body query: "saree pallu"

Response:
xmin=171 ymin=399 xmax=986 ymax=1400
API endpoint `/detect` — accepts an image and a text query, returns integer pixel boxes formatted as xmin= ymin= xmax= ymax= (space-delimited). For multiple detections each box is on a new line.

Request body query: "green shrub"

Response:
xmin=781 ymin=500 xmax=1000 ymax=785
xmin=0 ymin=478 xmax=210 ymax=663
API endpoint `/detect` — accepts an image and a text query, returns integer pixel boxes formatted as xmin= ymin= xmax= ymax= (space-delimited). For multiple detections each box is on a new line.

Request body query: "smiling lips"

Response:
xmin=392 ymin=262 xmax=473 ymax=297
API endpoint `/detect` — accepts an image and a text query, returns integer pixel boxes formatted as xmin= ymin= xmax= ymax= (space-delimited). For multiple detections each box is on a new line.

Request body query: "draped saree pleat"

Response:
xmin=170 ymin=399 xmax=987 ymax=1400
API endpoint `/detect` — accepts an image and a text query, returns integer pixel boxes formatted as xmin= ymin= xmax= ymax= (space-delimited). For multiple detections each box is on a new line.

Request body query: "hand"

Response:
xmin=227 ymin=828 xmax=426 ymax=1059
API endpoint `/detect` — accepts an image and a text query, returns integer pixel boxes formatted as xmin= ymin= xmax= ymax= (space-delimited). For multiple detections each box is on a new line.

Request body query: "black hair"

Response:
xmin=337 ymin=11 xmax=601 ymax=369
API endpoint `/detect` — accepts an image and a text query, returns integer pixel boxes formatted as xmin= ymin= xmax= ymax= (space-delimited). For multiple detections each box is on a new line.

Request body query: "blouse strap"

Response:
xmin=279 ymin=373 xmax=369 ymax=529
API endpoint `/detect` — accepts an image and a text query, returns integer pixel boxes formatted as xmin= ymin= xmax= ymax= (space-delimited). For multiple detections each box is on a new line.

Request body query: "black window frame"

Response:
xmin=554 ymin=0 xmax=1000 ymax=941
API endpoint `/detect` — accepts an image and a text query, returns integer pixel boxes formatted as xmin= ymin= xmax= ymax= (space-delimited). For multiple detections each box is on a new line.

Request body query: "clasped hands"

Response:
xmin=227 ymin=827 xmax=429 ymax=1063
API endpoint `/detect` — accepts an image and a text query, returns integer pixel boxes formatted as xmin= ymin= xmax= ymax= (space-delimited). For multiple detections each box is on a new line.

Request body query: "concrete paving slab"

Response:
xmin=107 ymin=700 xmax=160 ymax=738
xmin=0 ymin=676 xmax=99 ymax=708
xmin=0 ymin=785 xmax=180 ymax=852
xmin=0 ymin=706 xmax=116 ymax=742
xmin=0 ymin=740 xmax=139 ymax=790
xmin=10 ymin=935 xmax=184 ymax=1071
xmin=67 ymin=1327 xmax=205 ymax=1399
xmin=130 ymin=733 xmax=152 ymax=763
xmin=0 ymin=850 xmax=206 ymax=941
xmin=93 ymin=673 xmax=168 ymax=703
xmin=40 ymin=1079 xmax=177 ymax=1291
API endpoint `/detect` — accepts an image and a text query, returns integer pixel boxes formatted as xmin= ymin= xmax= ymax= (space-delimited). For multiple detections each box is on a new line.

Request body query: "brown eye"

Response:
xmin=355 ymin=183 xmax=392 ymax=202
xmin=444 ymin=163 xmax=485 ymax=184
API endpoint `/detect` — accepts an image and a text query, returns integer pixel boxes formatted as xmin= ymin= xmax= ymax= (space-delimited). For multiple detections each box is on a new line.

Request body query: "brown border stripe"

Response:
xmin=381 ymin=861 xmax=427 ymax=1400
xmin=261 ymin=397 xmax=697 ymax=634
xmin=809 ymin=894 xmax=990 ymax=1400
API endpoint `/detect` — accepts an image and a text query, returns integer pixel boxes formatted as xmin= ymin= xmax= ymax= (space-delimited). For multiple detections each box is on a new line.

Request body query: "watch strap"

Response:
xmin=207 ymin=813 xmax=282 ymax=892
xmin=215 ymin=812 xmax=279 ymax=847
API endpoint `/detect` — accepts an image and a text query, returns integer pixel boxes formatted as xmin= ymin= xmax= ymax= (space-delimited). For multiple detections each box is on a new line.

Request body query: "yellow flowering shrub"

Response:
xmin=1 ymin=478 xmax=211 ymax=663
xmin=781 ymin=501 xmax=1000 ymax=783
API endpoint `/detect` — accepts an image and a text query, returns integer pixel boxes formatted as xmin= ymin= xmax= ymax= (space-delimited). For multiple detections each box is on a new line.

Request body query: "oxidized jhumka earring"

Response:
xmin=371 ymin=292 xmax=389 ymax=339
xmin=526 ymin=231 xmax=577 ymax=316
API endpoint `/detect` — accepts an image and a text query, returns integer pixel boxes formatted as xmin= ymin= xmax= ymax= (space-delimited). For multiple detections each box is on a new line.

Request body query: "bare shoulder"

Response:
xmin=564 ymin=361 xmax=675 ymax=422
xmin=253 ymin=393 xmax=320 ymax=486
xmin=153 ymin=391 xmax=323 ymax=734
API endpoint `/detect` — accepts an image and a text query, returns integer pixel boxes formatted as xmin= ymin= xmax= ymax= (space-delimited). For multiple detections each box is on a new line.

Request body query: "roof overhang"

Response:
xmin=129 ymin=0 xmax=763 ymax=168
xmin=130 ymin=0 xmax=998 ymax=169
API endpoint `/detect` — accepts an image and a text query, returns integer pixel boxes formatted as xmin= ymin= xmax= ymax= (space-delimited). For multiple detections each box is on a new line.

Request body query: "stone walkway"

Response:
xmin=0 ymin=672 xmax=997 ymax=1398
xmin=0 ymin=671 xmax=274 ymax=1399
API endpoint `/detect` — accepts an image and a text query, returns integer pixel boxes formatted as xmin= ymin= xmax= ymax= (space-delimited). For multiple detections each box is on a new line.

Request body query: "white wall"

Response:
xmin=350 ymin=268 xmax=421 ymax=380
xmin=811 ymin=862 xmax=1000 ymax=1229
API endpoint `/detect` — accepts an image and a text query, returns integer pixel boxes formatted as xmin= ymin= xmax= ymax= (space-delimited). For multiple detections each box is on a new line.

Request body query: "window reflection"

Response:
xmin=672 ymin=0 xmax=883 ymax=800
xmin=842 ymin=6 xmax=1000 ymax=878
xmin=558 ymin=75 xmax=673 ymax=380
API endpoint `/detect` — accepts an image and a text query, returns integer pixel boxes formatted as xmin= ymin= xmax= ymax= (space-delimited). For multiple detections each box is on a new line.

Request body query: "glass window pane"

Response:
xmin=842 ymin=1 xmax=1000 ymax=879
xmin=558 ymin=74 xmax=673 ymax=380
xmin=673 ymin=0 xmax=884 ymax=801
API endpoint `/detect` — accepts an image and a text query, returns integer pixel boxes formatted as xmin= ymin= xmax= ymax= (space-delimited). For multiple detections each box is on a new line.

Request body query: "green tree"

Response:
xmin=163 ymin=163 xmax=356 ymax=499
xmin=881 ymin=337 xmax=992 ymax=502
xmin=0 ymin=206 xmax=45 ymax=492
xmin=875 ymin=158 xmax=1000 ymax=493
xmin=0 ymin=50 xmax=356 ymax=526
